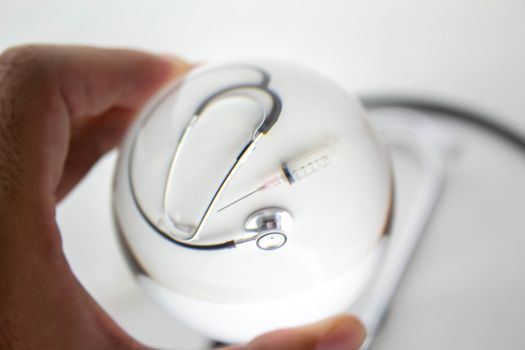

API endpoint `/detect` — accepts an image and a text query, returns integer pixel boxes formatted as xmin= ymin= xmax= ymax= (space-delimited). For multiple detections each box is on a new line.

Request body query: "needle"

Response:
xmin=217 ymin=188 xmax=261 ymax=212
xmin=217 ymin=144 xmax=338 ymax=212
xmin=217 ymin=175 xmax=284 ymax=212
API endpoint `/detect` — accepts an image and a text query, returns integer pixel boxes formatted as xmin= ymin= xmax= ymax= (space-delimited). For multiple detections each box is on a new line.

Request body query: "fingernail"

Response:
xmin=317 ymin=319 xmax=366 ymax=350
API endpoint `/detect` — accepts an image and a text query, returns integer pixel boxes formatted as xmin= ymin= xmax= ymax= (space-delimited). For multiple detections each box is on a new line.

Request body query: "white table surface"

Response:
xmin=1 ymin=1 xmax=524 ymax=349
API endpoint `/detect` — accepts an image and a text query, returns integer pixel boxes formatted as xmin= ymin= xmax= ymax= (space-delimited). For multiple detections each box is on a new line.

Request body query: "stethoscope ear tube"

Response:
xmin=129 ymin=65 xmax=284 ymax=250
xmin=194 ymin=85 xmax=282 ymax=136
xmin=255 ymin=89 xmax=281 ymax=134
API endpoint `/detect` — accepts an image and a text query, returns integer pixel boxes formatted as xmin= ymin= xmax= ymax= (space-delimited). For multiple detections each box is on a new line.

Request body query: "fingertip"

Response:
xmin=244 ymin=315 xmax=366 ymax=350
xmin=122 ymin=52 xmax=192 ymax=108
xmin=317 ymin=316 xmax=366 ymax=350
xmin=158 ymin=53 xmax=194 ymax=75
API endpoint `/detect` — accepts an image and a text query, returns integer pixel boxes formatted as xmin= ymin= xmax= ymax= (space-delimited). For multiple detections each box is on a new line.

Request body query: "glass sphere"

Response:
xmin=112 ymin=59 xmax=392 ymax=343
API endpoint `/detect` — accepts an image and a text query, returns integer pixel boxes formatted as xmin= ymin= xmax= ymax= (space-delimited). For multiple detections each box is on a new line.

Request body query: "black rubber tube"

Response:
xmin=360 ymin=95 xmax=525 ymax=153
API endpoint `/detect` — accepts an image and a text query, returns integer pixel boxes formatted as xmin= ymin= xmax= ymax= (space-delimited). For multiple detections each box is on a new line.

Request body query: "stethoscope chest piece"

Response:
xmin=243 ymin=207 xmax=293 ymax=250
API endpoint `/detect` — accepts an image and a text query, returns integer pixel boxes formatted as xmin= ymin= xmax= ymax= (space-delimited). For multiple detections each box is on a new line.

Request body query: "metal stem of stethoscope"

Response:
xmin=160 ymin=85 xmax=279 ymax=243
xmin=163 ymin=132 xmax=262 ymax=242
xmin=129 ymin=65 xmax=283 ymax=249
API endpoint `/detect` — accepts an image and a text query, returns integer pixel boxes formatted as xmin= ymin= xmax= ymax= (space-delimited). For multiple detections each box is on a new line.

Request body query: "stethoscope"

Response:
xmin=129 ymin=66 xmax=294 ymax=250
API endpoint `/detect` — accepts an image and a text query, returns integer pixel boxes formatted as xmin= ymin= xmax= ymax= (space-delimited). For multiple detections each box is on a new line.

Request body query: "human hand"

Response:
xmin=0 ymin=45 xmax=365 ymax=350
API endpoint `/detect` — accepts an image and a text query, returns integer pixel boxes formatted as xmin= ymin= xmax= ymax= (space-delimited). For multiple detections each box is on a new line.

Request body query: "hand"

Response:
xmin=0 ymin=45 xmax=365 ymax=350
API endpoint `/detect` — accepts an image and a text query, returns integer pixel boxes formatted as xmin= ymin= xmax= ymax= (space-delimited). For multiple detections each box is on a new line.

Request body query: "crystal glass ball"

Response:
xmin=112 ymin=59 xmax=392 ymax=343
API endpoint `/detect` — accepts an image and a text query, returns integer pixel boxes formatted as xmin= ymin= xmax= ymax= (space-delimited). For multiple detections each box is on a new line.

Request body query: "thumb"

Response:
xmin=220 ymin=315 xmax=366 ymax=350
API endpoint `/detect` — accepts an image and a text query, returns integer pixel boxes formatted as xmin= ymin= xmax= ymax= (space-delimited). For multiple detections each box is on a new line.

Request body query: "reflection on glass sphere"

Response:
xmin=113 ymin=59 xmax=392 ymax=343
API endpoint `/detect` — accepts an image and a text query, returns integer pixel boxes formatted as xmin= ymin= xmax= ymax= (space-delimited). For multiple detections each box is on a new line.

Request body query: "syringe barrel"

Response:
xmin=281 ymin=146 xmax=337 ymax=184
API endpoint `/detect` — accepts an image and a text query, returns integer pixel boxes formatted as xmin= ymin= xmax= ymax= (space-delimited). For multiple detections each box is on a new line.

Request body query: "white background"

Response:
xmin=1 ymin=1 xmax=524 ymax=349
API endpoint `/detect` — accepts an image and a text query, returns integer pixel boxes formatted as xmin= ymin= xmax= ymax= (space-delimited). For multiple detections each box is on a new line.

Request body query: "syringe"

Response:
xmin=218 ymin=145 xmax=338 ymax=212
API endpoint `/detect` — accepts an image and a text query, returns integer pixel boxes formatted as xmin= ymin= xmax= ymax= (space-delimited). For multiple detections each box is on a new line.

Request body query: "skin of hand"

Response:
xmin=0 ymin=45 xmax=365 ymax=350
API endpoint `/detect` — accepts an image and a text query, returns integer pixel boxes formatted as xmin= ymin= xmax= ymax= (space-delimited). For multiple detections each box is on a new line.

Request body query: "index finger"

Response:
xmin=0 ymin=45 xmax=189 ymax=214
xmin=0 ymin=45 xmax=190 ymax=117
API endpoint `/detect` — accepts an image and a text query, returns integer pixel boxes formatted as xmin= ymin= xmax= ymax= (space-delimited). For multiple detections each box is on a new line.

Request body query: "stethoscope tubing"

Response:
xmin=128 ymin=65 xmax=282 ymax=250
